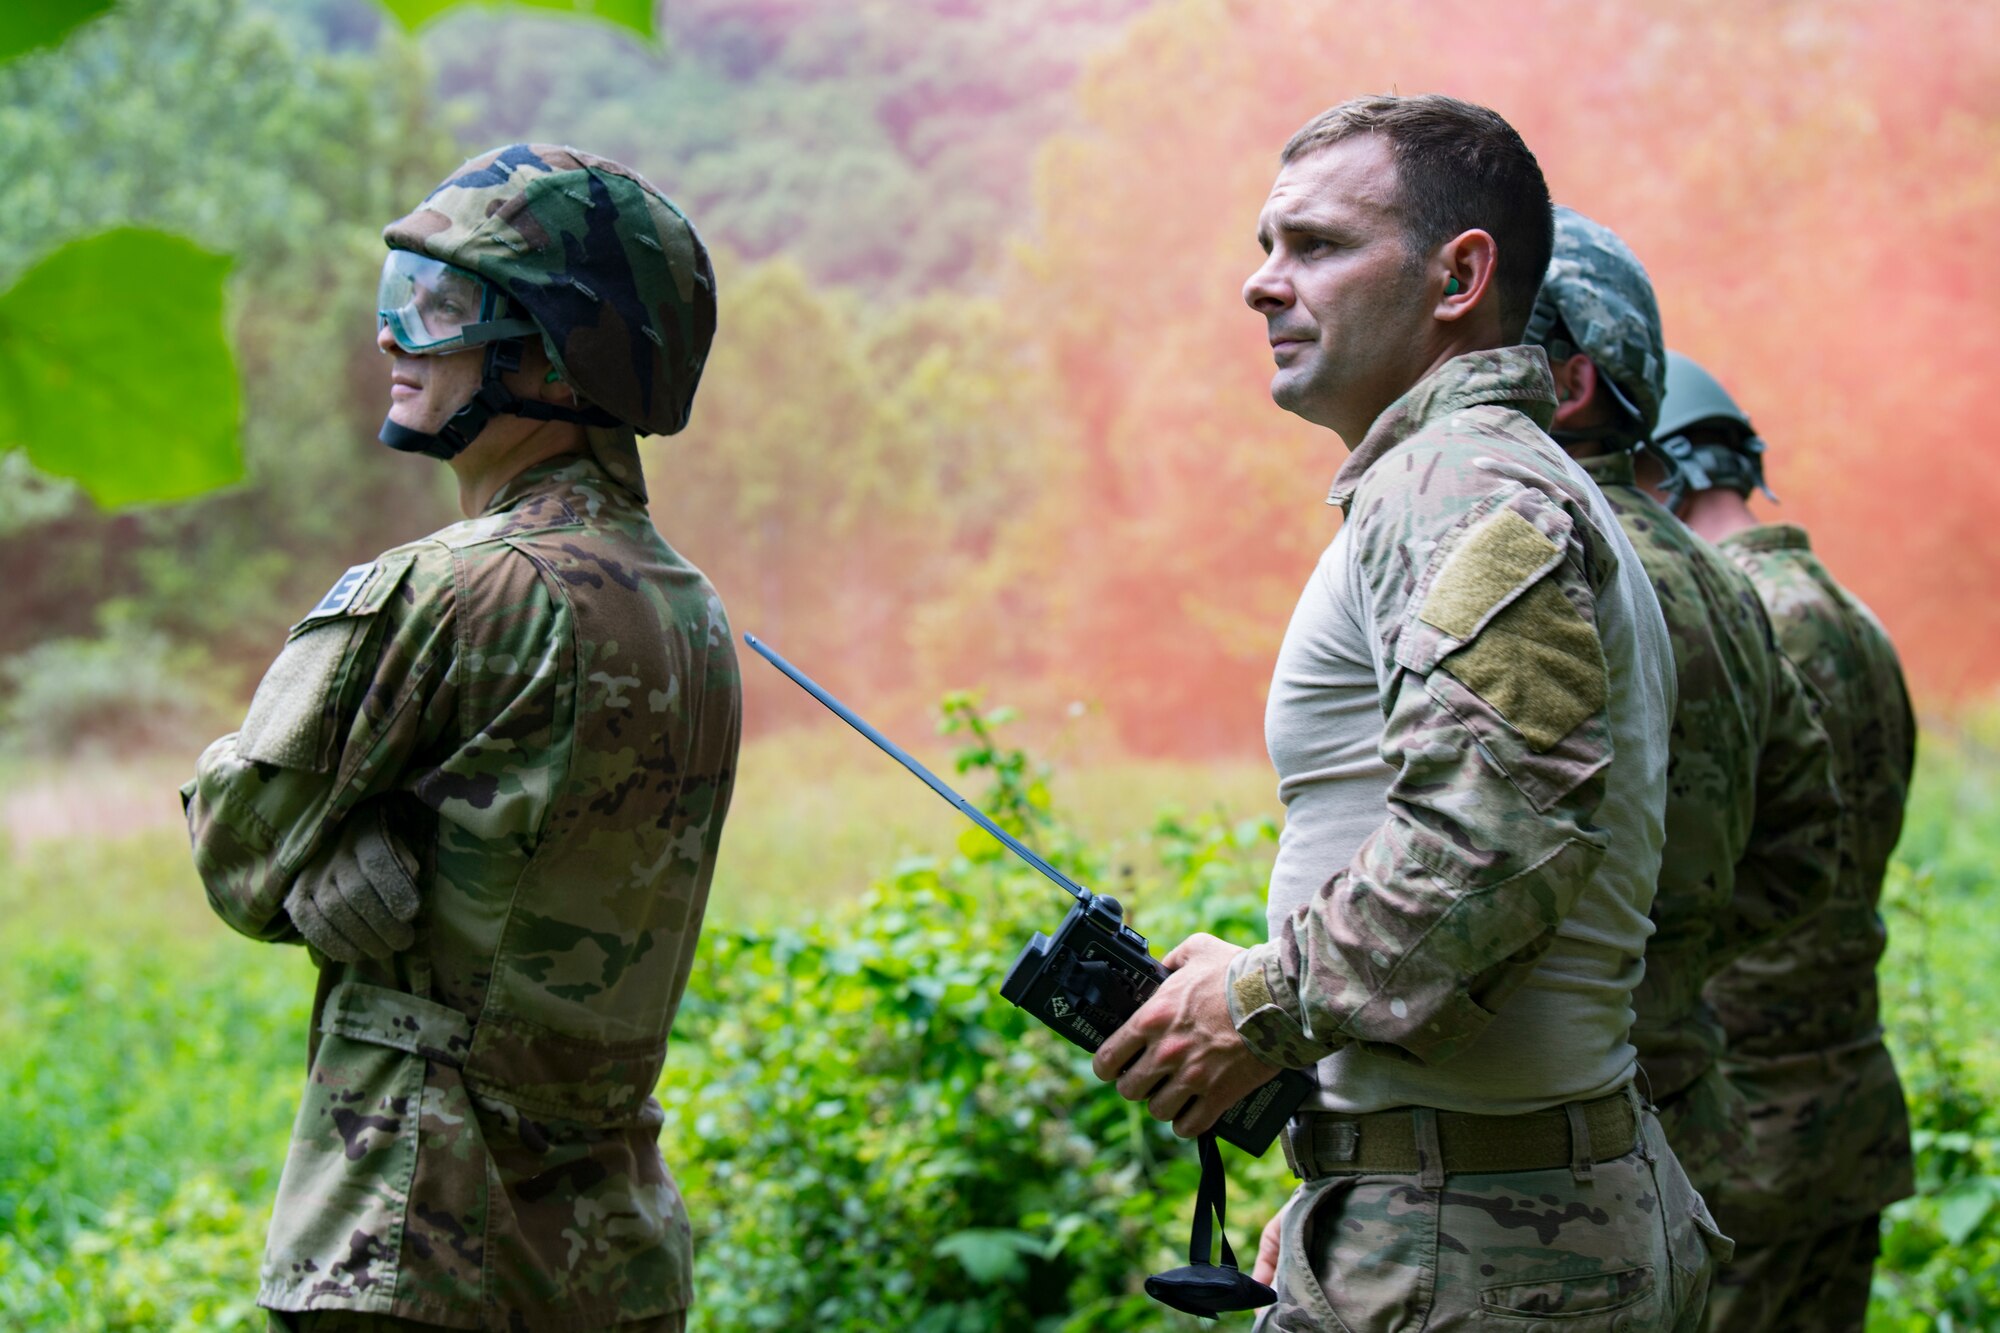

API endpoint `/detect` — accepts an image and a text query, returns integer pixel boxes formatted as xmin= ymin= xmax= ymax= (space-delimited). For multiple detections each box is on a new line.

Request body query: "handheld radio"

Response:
xmin=743 ymin=633 xmax=1309 ymax=1153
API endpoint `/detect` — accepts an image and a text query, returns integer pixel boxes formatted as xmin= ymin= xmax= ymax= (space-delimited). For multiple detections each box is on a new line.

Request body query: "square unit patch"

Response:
xmin=310 ymin=563 xmax=375 ymax=618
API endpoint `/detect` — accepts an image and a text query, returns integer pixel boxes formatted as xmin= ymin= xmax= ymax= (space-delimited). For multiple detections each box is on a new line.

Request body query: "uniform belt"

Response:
xmin=1280 ymin=1089 xmax=1638 ymax=1181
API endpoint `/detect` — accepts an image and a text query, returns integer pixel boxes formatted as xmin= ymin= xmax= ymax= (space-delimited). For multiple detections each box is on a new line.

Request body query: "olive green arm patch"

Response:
xmin=1438 ymin=575 xmax=1607 ymax=751
xmin=1418 ymin=508 xmax=1565 ymax=640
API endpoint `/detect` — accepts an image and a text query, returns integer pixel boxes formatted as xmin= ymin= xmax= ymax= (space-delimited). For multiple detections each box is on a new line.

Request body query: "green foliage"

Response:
xmin=0 ymin=229 xmax=242 ymax=506
xmin=0 ymin=1175 xmax=267 ymax=1332
xmin=0 ymin=0 xmax=117 ymax=63
xmin=0 ymin=0 xmax=457 ymax=668
xmin=0 ymin=829 xmax=307 ymax=1330
xmin=382 ymin=0 xmax=654 ymax=41
xmin=656 ymin=698 xmax=1281 ymax=1331
xmin=426 ymin=0 xmax=1150 ymax=295
xmin=0 ymin=723 xmax=1994 ymax=1330
xmin=0 ymin=615 xmax=237 ymax=756
xmin=1869 ymin=857 xmax=2000 ymax=1331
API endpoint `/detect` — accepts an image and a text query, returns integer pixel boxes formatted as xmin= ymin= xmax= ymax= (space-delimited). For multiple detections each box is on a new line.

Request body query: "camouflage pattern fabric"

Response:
xmin=273 ymin=1311 xmax=685 ymax=1333
xmin=384 ymin=144 xmax=718 ymax=453
xmin=1253 ymin=1107 xmax=1727 ymax=1332
xmin=184 ymin=453 xmax=741 ymax=1328
xmin=1703 ymin=1213 xmax=1880 ymax=1333
xmin=1523 ymin=206 xmax=1668 ymax=437
xmin=1226 ymin=347 xmax=1651 ymax=1071
xmin=1574 ymin=452 xmax=1841 ymax=1195
xmin=1705 ymin=523 xmax=1915 ymax=1241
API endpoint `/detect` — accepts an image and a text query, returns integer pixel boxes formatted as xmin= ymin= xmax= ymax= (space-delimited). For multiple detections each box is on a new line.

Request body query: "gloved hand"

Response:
xmin=283 ymin=804 xmax=422 ymax=962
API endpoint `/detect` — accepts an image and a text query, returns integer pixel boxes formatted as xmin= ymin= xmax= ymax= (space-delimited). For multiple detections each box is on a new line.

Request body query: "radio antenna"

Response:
xmin=743 ymin=633 xmax=1090 ymax=906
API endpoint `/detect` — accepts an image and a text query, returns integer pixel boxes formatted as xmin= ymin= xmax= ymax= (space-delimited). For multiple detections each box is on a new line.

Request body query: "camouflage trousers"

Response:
xmin=1650 ymin=1064 xmax=1752 ymax=1199
xmin=267 ymin=1310 xmax=686 ymax=1333
xmin=1702 ymin=1213 xmax=1879 ymax=1333
xmin=1253 ymin=1109 xmax=1728 ymax=1331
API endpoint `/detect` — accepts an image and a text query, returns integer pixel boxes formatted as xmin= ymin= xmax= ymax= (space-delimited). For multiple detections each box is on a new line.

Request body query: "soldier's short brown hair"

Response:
xmin=1282 ymin=94 xmax=1553 ymax=340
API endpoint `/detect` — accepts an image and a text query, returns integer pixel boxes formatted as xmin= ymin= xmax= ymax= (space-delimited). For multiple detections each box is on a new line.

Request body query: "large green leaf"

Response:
xmin=933 ymin=1228 xmax=1043 ymax=1285
xmin=0 ymin=229 xmax=242 ymax=508
xmin=377 ymin=0 xmax=656 ymax=43
xmin=0 ymin=0 xmax=117 ymax=64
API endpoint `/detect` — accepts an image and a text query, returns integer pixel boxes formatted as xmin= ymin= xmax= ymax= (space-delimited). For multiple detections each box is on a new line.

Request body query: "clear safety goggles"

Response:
xmin=377 ymin=250 xmax=537 ymax=355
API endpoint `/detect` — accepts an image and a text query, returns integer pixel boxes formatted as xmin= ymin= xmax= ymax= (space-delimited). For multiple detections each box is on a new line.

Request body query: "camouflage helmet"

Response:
xmin=1523 ymin=205 xmax=1666 ymax=438
xmin=1651 ymin=349 xmax=1775 ymax=506
xmin=384 ymin=144 xmax=716 ymax=441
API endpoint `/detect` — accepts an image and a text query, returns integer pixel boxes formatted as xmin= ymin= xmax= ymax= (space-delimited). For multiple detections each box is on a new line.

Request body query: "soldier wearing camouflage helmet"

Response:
xmin=1090 ymin=95 xmax=1720 ymax=1331
xmin=1649 ymin=352 xmax=1916 ymax=1333
xmin=1525 ymin=209 xmax=1843 ymax=1219
xmin=182 ymin=144 xmax=740 ymax=1332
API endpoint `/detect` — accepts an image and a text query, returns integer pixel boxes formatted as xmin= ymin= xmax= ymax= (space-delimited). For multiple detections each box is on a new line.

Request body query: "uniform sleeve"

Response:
xmin=1228 ymin=477 xmax=1615 ymax=1068
xmin=1711 ymin=648 xmax=1841 ymax=964
xmin=181 ymin=550 xmax=459 ymax=941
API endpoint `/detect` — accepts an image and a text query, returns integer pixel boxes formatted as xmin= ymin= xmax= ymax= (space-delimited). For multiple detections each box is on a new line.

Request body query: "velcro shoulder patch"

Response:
xmin=1418 ymin=509 xmax=1563 ymax=640
xmin=244 ymin=557 xmax=419 ymax=771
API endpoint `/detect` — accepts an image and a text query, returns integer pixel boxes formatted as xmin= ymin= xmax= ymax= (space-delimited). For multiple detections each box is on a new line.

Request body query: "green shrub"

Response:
xmin=0 ymin=1174 xmax=267 ymax=1333
xmin=2 ymin=709 xmax=1998 ymax=1330
xmin=1869 ymin=864 xmax=2000 ymax=1331
xmin=0 ymin=619 xmax=238 ymax=757
xmin=657 ymin=696 xmax=1287 ymax=1331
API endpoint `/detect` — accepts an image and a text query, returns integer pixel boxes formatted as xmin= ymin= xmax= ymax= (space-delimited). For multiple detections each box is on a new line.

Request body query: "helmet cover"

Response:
xmin=1524 ymin=206 xmax=1667 ymax=437
xmin=383 ymin=144 xmax=716 ymax=442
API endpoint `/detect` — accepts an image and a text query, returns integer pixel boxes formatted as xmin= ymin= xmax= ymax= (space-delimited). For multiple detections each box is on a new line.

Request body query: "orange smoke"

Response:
xmin=662 ymin=0 xmax=2000 ymax=756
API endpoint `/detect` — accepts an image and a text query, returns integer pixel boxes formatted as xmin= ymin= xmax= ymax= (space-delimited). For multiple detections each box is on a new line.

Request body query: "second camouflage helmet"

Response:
xmin=383 ymin=144 xmax=716 ymax=438
xmin=1523 ymin=205 xmax=1666 ymax=438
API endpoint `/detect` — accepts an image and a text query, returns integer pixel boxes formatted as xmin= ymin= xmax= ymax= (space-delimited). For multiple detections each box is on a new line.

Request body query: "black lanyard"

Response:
xmin=1143 ymin=1132 xmax=1277 ymax=1318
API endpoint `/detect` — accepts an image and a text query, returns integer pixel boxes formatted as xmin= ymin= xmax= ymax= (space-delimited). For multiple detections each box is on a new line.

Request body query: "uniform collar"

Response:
xmin=1719 ymin=522 xmax=1812 ymax=556
xmin=483 ymin=452 xmax=617 ymax=516
xmin=1327 ymin=345 xmax=1558 ymax=508
xmin=1577 ymin=449 xmax=1639 ymax=488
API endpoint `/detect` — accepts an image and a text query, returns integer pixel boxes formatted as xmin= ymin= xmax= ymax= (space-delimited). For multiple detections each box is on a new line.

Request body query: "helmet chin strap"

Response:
xmin=379 ymin=338 xmax=617 ymax=461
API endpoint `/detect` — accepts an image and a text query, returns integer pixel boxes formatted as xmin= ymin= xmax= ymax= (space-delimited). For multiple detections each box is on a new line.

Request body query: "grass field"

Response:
xmin=0 ymin=721 xmax=1994 ymax=1329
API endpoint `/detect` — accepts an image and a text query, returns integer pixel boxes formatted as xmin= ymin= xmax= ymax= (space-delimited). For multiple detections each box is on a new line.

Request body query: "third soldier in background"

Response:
xmin=1646 ymin=353 xmax=1917 ymax=1333
xmin=1523 ymin=209 xmax=1842 ymax=1211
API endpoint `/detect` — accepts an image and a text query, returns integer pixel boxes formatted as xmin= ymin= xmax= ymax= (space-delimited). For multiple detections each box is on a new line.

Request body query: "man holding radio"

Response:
xmin=1093 ymin=95 xmax=1723 ymax=1329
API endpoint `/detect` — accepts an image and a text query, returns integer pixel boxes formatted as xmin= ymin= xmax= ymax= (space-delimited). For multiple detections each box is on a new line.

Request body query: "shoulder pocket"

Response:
xmin=238 ymin=557 xmax=416 ymax=771
xmin=1395 ymin=493 xmax=1604 ymax=754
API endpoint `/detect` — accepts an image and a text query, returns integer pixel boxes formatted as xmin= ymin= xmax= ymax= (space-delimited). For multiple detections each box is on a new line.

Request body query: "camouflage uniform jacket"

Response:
xmin=1706 ymin=522 xmax=1916 ymax=1238
xmin=1227 ymin=347 xmax=1675 ymax=1088
xmin=1577 ymin=454 xmax=1841 ymax=1188
xmin=183 ymin=454 xmax=741 ymax=1328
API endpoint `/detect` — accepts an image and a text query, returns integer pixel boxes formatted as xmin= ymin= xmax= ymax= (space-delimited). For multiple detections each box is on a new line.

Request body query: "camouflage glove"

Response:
xmin=283 ymin=805 xmax=421 ymax=962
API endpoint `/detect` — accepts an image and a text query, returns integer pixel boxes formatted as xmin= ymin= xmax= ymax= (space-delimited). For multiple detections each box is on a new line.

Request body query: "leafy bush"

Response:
xmin=2 ymin=710 xmax=1998 ymax=1330
xmin=1869 ymin=864 xmax=2000 ymax=1331
xmin=0 ymin=1175 xmax=266 ymax=1333
xmin=657 ymin=696 xmax=1287 ymax=1331
xmin=0 ymin=619 xmax=238 ymax=757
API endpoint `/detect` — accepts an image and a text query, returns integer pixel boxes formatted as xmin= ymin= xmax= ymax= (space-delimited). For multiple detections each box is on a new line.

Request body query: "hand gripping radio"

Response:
xmin=746 ymin=634 xmax=1309 ymax=1317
